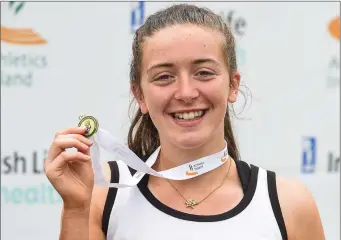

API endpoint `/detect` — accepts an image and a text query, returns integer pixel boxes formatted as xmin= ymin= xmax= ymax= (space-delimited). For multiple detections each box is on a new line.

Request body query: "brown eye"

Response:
xmin=197 ymin=71 xmax=214 ymax=76
xmin=157 ymin=75 xmax=171 ymax=80
xmin=155 ymin=74 xmax=175 ymax=82
xmin=195 ymin=70 xmax=215 ymax=80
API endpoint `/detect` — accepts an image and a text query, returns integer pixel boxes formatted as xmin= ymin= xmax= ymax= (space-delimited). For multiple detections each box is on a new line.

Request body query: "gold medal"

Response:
xmin=78 ymin=114 xmax=99 ymax=138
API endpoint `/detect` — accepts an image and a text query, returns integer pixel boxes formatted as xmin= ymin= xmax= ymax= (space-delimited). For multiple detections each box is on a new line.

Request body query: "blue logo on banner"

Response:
xmin=236 ymin=45 xmax=246 ymax=66
xmin=131 ymin=1 xmax=145 ymax=33
xmin=301 ymin=137 xmax=317 ymax=173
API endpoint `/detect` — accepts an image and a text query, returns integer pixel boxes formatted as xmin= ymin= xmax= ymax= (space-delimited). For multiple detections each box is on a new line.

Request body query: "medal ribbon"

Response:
xmin=89 ymin=128 xmax=229 ymax=188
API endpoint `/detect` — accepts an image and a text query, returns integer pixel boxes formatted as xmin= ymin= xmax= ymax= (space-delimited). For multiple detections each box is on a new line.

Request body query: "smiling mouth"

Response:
xmin=170 ymin=109 xmax=208 ymax=120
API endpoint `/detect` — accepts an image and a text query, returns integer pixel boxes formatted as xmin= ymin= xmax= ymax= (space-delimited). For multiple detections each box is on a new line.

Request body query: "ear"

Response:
xmin=227 ymin=71 xmax=241 ymax=103
xmin=131 ymin=83 xmax=149 ymax=114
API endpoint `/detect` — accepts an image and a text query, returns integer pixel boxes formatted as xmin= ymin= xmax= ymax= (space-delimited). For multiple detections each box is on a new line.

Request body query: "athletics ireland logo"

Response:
xmin=1 ymin=2 xmax=47 ymax=45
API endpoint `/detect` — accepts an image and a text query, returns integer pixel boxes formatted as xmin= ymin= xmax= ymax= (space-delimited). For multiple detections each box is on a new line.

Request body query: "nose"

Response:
xmin=174 ymin=76 xmax=199 ymax=103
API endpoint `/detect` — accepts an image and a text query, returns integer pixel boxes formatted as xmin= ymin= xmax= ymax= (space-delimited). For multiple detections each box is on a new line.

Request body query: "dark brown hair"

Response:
xmin=128 ymin=4 xmax=242 ymax=162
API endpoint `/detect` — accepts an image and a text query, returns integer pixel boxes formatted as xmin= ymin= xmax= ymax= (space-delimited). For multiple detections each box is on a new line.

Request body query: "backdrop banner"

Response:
xmin=1 ymin=2 xmax=339 ymax=240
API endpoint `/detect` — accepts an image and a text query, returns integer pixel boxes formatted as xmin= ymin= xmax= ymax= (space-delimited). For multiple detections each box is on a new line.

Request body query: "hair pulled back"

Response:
xmin=128 ymin=4 xmax=241 ymax=161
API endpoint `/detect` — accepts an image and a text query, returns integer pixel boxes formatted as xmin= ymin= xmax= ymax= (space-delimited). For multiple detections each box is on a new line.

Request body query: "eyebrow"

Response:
xmin=147 ymin=58 xmax=220 ymax=73
xmin=192 ymin=58 xmax=219 ymax=65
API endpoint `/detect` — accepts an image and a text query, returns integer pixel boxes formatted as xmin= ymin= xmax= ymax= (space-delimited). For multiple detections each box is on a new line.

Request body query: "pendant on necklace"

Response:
xmin=185 ymin=199 xmax=199 ymax=209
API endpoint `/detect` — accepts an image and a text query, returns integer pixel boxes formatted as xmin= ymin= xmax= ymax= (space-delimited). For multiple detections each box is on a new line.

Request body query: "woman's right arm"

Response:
xmin=45 ymin=127 xmax=111 ymax=240
xmin=60 ymin=205 xmax=92 ymax=240
xmin=59 ymin=179 xmax=110 ymax=240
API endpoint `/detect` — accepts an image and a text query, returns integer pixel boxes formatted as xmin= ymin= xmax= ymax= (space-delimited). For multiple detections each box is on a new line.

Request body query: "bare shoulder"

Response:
xmin=89 ymin=161 xmax=112 ymax=240
xmin=276 ymin=176 xmax=325 ymax=240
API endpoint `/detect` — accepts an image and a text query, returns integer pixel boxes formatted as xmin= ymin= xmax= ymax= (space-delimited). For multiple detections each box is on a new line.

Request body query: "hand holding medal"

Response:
xmin=44 ymin=116 xmax=95 ymax=210
xmin=45 ymin=113 xmax=230 ymax=210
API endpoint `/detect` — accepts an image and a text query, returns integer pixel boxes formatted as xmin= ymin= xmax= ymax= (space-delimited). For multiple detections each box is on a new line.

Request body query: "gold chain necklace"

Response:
xmin=167 ymin=156 xmax=232 ymax=209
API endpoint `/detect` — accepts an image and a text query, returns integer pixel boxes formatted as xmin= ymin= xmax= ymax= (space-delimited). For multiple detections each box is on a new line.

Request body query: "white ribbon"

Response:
xmin=89 ymin=128 xmax=230 ymax=188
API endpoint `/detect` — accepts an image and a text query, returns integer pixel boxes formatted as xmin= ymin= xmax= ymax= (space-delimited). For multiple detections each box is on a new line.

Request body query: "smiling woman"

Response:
xmin=129 ymin=18 xmax=241 ymax=162
xmin=44 ymin=4 xmax=325 ymax=240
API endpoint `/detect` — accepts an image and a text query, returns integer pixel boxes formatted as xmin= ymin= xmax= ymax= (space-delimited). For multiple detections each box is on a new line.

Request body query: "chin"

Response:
xmin=171 ymin=133 xmax=211 ymax=150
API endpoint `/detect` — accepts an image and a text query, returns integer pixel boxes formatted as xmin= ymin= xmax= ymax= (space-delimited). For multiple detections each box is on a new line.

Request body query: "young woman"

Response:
xmin=45 ymin=4 xmax=325 ymax=240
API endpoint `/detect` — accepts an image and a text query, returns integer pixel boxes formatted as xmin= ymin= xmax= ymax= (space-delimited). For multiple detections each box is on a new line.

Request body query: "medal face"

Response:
xmin=78 ymin=115 xmax=99 ymax=138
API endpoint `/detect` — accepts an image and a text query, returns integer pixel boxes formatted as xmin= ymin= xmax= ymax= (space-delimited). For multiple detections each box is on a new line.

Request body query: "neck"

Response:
xmin=156 ymin=138 xmax=226 ymax=171
xmin=151 ymin=125 xmax=229 ymax=188
xmin=151 ymin=133 xmax=232 ymax=190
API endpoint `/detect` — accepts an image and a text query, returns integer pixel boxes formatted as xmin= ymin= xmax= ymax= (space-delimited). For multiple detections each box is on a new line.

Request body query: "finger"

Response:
xmin=49 ymin=151 xmax=91 ymax=170
xmin=47 ymin=138 xmax=90 ymax=163
xmin=58 ymin=134 xmax=93 ymax=147
xmin=55 ymin=127 xmax=87 ymax=138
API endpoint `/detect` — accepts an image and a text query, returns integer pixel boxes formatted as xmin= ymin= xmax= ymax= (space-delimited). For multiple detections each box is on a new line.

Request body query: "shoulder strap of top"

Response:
xmin=235 ymin=160 xmax=251 ymax=193
xmin=101 ymin=161 xmax=120 ymax=237
xmin=266 ymin=170 xmax=288 ymax=240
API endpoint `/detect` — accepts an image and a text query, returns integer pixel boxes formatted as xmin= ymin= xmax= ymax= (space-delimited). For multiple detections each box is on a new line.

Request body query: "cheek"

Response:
xmin=144 ymin=86 xmax=170 ymax=113
xmin=201 ymin=81 xmax=229 ymax=106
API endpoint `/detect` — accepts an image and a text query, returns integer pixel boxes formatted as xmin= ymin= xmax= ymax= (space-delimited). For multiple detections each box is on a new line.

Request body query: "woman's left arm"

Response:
xmin=276 ymin=177 xmax=325 ymax=240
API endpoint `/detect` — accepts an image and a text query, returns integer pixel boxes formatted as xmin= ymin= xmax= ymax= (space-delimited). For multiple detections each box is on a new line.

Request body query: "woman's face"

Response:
xmin=135 ymin=24 xmax=240 ymax=150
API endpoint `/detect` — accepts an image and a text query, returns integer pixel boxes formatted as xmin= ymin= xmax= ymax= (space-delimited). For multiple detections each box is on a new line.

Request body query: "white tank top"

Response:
xmin=101 ymin=160 xmax=288 ymax=240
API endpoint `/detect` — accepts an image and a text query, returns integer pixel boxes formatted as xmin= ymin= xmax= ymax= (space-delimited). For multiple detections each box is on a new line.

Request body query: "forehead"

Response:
xmin=142 ymin=24 xmax=225 ymax=67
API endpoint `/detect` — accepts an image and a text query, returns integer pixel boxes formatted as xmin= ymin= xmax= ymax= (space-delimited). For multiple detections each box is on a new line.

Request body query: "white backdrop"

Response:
xmin=1 ymin=2 xmax=340 ymax=240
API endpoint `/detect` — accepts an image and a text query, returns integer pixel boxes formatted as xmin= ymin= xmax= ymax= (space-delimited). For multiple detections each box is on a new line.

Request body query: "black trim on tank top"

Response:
xmin=128 ymin=165 xmax=137 ymax=176
xmin=131 ymin=161 xmax=251 ymax=193
xmin=137 ymin=162 xmax=259 ymax=222
xmin=128 ymin=159 xmax=251 ymax=193
xmin=235 ymin=160 xmax=251 ymax=193
xmin=267 ymin=170 xmax=288 ymax=240
xmin=102 ymin=161 xmax=120 ymax=237
xmin=127 ymin=154 xmax=149 ymax=176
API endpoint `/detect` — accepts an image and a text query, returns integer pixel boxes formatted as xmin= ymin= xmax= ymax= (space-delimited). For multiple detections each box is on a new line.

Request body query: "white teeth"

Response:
xmin=189 ymin=112 xmax=194 ymax=119
xmin=174 ymin=110 xmax=204 ymax=120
